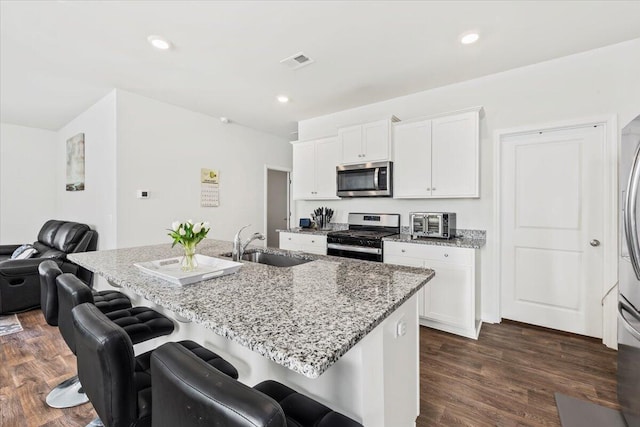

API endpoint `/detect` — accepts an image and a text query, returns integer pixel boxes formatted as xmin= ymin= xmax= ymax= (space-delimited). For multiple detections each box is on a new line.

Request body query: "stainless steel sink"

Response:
xmin=221 ymin=251 xmax=313 ymax=267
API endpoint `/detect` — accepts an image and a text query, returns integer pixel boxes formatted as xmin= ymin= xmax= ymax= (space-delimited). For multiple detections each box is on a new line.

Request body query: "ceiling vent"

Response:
xmin=280 ymin=52 xmax=314 ymax=70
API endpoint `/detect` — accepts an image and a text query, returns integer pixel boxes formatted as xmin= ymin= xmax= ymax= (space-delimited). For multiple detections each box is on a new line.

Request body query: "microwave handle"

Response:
xmin=374 ymin=167 xmax=380 ymax=189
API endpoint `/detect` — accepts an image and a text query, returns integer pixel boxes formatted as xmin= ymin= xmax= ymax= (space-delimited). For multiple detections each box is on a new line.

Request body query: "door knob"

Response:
xmin=590 ymin=239 xmax=601 ymax=247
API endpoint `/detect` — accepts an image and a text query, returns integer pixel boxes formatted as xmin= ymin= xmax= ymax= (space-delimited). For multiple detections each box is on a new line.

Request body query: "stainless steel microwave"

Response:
xmin=410 ymin=212 xmax=457 ymax=239
xmin=336 ymin=161 xmax=393 ymax=197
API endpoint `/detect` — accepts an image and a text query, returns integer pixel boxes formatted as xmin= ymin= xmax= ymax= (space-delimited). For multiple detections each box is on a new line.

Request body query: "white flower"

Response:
xmin=203 ymin=221 xmax=210 ymax=230
xmin=179 ymin=228 xmax=186 ymax=236
xmin=187 ymin=219 xmax=193 ymax=225
xmin=171 ymin=221 xmax=181 ymax=232
xmin=193 ymin=223 xmax=203 ymax=234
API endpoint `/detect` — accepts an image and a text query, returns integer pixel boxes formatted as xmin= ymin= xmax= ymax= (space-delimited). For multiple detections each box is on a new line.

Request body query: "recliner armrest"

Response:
xmin=0 ymin=258 xmax=58 ymax=277
xmin=72 ymin=230 xmax=97 ymax=253
xmin=0 ymin=244 xmax=21 ymax=256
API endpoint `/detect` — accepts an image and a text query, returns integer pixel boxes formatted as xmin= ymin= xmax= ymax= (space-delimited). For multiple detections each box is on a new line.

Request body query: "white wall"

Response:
xmin=296 ymin=38 xmax=640 ymax=322
xmin=56 ymin=91 xmax=117 ymax=250
xmin=115 ymin=90 xmax=291 ymax=247
xmin=0 ymin=123 xmax=57 ymax=243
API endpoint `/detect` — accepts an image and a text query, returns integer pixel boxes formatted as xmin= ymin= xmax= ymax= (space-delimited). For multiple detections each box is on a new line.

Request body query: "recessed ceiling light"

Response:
xmin=147 ymin=35 xmax=172 ymax=50
xmin=460 ymin=32 xmax=479 ymax=45
xmin=277 ymin=95 xmax=289 ymax=104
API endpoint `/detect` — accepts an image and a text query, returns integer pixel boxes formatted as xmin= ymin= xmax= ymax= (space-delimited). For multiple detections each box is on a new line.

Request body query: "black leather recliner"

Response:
xmin=72 ymin=303 xmax=239 ymax=427
xmin=151 ymin=342 xmax=363 ymax=427
xmin=0 ymin=220 xmax=98 ymax=314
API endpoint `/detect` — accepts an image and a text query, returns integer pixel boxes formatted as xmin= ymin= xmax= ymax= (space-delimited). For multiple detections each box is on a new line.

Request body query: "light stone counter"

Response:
xmin=69 ymin=239 xmax=433 ymax=379
xmin=384 ymin=229 xmax=487 ymax=249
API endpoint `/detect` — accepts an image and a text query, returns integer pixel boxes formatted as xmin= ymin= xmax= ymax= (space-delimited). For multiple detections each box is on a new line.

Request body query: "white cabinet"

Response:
xmin=279 ymin=232 xmax=327 ymax=255
xmin=339 ymin=119 xmax=391 ymax=164
xmin=384 ymin=241 xmax=481 ymax=339
xmin=393 ymin=120 xmax=432 ymax=198
xmin=431 ymin=112 xmax=479 ymax=197
xmin=292 ymin=137 xmax=340 ymax=200
xmin=393 ymin=109 xmax=480 ymax=199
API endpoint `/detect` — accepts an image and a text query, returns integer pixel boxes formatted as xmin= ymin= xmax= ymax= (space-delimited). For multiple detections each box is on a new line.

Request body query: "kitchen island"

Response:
xmin=69 ymin=239 xmax=434 ymax=427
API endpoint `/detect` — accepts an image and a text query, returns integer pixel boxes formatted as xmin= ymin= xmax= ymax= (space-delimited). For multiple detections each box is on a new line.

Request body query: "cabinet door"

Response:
xmin=339 ymin=125 xmax=363 ymax=164
xmin=422 ymin=259 xmax=473 ymax=330
xmin=383 ymin=249 xmax=427 ymax=317
xmin=431 ymin=111 xmax=479 ymax=198
xmin=279 ymin=233 xmax=327 ymax=255
xmin=393 ymin=120 xmax=432 ymax=198
xmin=314 ymin=137 xmax=340 ymax=199
xmin=279 ymin=232 xmax=297 ymax=251
xmin=362 ymin=119 xmax=390 ymax=162
xmin=292 ymin=141 xmax=317 ymax=200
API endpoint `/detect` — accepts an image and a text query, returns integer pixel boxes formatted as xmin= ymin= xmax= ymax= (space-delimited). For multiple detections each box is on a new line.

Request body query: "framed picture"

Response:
xmin=66 ymin=133 xmax=85 ymax=191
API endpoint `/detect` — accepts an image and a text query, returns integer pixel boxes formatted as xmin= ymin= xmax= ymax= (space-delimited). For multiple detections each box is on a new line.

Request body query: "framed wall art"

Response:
xmin=66 ymin=133 xmax=85 ymax=191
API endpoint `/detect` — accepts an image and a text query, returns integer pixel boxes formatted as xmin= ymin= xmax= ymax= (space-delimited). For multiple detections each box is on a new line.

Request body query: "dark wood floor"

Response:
xmin=1 ymin=311 xmax=618 ymax=427
xmin=416 ymin=320 xmax=619 ymax=426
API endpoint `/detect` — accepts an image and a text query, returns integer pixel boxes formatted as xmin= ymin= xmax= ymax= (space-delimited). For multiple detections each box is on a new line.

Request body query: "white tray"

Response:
xmin=134 ymin=254 xmax=242 ymax=286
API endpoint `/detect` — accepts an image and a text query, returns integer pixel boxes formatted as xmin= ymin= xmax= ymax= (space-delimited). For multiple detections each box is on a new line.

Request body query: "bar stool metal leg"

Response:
xmin=45 ymin=375 xmax=89 ymax=408
xmin=86 ymin=417 xmax=104 ymax=427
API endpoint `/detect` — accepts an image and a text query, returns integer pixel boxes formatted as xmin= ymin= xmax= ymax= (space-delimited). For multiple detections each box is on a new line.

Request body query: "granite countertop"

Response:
xmin=383 ymin=229 xmax=486 ymax=249
xmin=280 ymin=227 xmax=486 ymax=249
xmin=276 ymin=228 xmax=334 ymax=236
xmin=69 ymin=239 xmax=433 ymax=379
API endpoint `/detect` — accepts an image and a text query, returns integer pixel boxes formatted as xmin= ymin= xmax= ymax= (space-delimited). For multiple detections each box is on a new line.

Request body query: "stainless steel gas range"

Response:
xmin=327 ymin=213 xmax=400 ymax=262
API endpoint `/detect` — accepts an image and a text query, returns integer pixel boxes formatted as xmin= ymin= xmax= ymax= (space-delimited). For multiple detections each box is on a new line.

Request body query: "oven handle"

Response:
xmin=327 ymin=243 xmax=382 ymax=255
xmin=373 ymin=167 xmax=380 ymax=189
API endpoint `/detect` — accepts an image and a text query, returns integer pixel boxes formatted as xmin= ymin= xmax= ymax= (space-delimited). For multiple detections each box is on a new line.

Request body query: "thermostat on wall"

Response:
xmin=137 ymin=190 xmax=150 ymax=199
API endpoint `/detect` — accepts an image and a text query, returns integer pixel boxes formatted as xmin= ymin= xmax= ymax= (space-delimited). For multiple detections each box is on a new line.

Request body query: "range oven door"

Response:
xmin=327 ymin=243 xmax=382 ymax=262
xmin=618 ymin=297 xmax=640 ymax=427
xmin=337 ymin=161 xmax=392 ymax=197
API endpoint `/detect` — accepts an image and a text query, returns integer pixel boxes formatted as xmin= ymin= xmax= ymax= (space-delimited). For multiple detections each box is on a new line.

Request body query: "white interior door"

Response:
xmin=500 ymin=125 xmax=605 ymax=338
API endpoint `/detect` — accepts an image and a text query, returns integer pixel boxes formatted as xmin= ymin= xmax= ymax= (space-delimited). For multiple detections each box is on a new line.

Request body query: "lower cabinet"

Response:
xmin=384 ymin=241 xmax=481 ymax=339
xmin=279 ymin=232 xmax=327 ymax=255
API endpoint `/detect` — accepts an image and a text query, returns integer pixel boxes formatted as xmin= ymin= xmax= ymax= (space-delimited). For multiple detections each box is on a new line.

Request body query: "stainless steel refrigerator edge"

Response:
xmin=618 ymin=115 xmax=640 ymax=427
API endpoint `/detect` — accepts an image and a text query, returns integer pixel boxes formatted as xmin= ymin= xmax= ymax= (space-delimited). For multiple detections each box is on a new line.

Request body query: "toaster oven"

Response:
xmin=410 ymin=212 xmax=456 ymax=239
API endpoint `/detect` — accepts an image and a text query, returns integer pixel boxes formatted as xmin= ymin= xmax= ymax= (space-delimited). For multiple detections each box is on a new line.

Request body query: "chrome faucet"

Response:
xmin=232 ymin=224 xmax=265 ymax=261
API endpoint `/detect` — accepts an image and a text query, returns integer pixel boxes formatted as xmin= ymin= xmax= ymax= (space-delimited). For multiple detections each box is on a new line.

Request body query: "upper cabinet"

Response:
xmin=292 ymin=137 xmax=340 ymax=200
xmin=339 ymin=119 xmax=392 ymax=164
xmin=394 ymin=108 xmax=480 ymax=199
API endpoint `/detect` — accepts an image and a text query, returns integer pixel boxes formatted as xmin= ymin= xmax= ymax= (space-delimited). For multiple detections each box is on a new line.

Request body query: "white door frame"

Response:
xmin=264 ymin=165 xmax=292 ymax=247
xmin=493 ymin=115 xmax=618 ymax=347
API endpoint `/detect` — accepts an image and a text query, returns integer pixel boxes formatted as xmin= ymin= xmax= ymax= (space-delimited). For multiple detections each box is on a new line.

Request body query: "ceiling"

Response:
xmin=2 ymin=1 xmax=640 ymax=138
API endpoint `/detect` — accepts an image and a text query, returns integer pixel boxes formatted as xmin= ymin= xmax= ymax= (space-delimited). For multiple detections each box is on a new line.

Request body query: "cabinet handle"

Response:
xmin=288 ymin=237 xmax=292 ymax=240
xmin=444 ymin=254 xmax=449 ymax=258
xmin=311 ymin=240 xmax=315 ymax=243
xmin=401 ymin=249 xmax=406 ymax=253
xmin=432 ymin=187 xmax=436 ymax=191
xmin=427 ymin=187 xmax=431 ymax=191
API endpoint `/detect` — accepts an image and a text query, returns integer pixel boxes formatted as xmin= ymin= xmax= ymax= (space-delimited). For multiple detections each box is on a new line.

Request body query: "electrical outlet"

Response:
xmin=395 ymin=320 xmax=407 ymax=338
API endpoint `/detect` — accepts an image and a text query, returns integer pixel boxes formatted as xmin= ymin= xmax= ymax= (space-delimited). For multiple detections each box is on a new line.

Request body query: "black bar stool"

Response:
xmin=72 ymin=303 xmax=238 ymax=427
xmin=51 ymin=273 xmax=174 ymax=410
xmin=39 ymin=260 xmax=133 ymax=408
xmin=151 ymin=342 xmax=363 ymax=427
